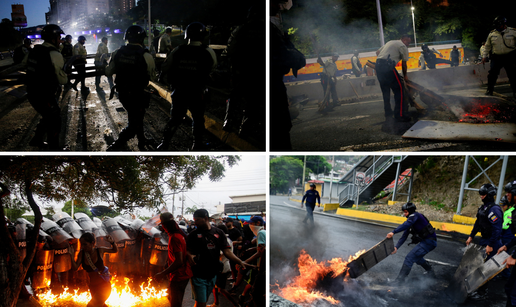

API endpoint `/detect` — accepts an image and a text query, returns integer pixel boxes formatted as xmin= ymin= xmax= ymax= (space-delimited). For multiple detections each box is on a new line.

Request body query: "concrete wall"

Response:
xmin=286 ymin=64 xmax=508 ymax=101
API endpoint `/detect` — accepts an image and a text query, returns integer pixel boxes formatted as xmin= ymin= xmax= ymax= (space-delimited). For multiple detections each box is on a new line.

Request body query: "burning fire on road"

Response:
xmin=272 ymin=249 xmax=366 ymax=305
xmin=36 ymin=276 xmax=168 ymax=307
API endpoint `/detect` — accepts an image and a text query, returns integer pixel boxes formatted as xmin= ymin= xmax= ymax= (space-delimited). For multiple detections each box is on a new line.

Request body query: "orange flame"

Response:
xmin=273 ymin=249 xmax=366 ymax=305
xmin=37 ymin=276 xmax=168 ymax=307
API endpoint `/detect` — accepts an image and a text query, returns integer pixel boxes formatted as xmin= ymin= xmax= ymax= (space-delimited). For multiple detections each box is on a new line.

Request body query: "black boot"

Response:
xmin=394 ymin=264 xmax=411 ymax=284
xmin=421 ymin=261 xmax=436 ymax=278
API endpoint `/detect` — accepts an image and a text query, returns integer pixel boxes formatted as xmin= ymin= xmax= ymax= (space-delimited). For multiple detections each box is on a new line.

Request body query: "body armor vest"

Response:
xmin=61 ymin=43 xmax=73 ymax=59
xmin=477 ymin=202 xmax=498 ymax=238
xmin=113 ymin=45 xmax=149 ymax=93
xmin=168 ymin=44 xmax=213 ymax=92
xmin=26 ymin=45 xmax=59 ymax=96
xmin=409 ymin=212 xmax=436 ymax=245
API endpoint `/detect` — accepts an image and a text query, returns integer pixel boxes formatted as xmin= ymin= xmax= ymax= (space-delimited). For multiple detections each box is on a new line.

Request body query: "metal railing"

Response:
xmin=339 ymin=156 xmax=406 ymax=207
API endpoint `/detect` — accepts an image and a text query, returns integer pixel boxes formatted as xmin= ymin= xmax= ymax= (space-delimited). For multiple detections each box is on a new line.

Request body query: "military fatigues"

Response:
xmin=159 ymin=41 xmax=216 ymax=150
xmin=72 ymin=42 xmax=88 ymax=90
xmin=320 ymin=58 xmax=339 ymax=110
xmin=105 ymin=43 xmax=156 ymax=149
xmin=23 ymin=42 xmax=68 ymax=149
xmin=483 ymin=27 xmax=516 ymax=95
xmin=351 ymin=55 xmax=362 ymax=77
xmin=376 ymin=40 xmax=409 ymax=120
xmin=94 ymin=42 xmax=114 ymax=90
xmin=158 ymin=34 xmax=172 ymax=54
xmin=301 ymin=188 xmax=320 ymax=224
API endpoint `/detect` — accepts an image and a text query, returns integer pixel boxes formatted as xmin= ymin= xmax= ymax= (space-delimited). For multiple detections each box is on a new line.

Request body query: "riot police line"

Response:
xmin=6 ymin=211 xmax=171 ymax=295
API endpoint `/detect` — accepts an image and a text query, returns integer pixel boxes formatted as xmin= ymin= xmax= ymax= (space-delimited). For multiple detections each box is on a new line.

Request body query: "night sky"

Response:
xmin=0 ymin=1 xmax=50 ymax=27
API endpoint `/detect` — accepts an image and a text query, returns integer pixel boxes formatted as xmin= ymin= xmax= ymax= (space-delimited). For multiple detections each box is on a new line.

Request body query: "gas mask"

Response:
xmin=250 ymin=224 xmax=264 ymax=236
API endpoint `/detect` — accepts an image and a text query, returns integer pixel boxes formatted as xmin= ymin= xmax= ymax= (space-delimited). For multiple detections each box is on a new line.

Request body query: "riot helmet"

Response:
xmin=124 ymin=25 xmax=147 ymax=44
xmin=185 ymin=22 xmax=206 ymax=41
xmin=309 ymin=183 xmax=316 ymax=188
xmin=500 ymin=195 xmax=510 ymax=207
xmin=505 ymin=181 xmax=516 ymax=195
xmin=165 ymin=27 xmax=172 ymax=34
xmin=153 ymin=29 xmax=160 ymax=37
xmin=65 ymin=34 xmax=73 ymax=41
xmin=78 ymin=35 xmax=86 ymax=42
xmin=101 ymin=36 xmax=108 ymax=43
xmin=493 ymin=16 xmax=507 ymax=32
xmin=421 ymin=44 xmax=429 ymax=51
xmin=23 ymin=38 xmax=32 ymax=46
xmin=479 ymin=183 xmax=497 ymax=196
xmin=41 ymin=24 xmax=64 ymax=43
xmin=401 ymin=202 xmax=416 ymax=214
xmin=353 ymin=49 xmax=359 ymax=56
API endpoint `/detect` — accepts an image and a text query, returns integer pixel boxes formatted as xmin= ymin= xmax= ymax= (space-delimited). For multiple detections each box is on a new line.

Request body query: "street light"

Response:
xmin=411 ymin=2 xmax=417 ymax=47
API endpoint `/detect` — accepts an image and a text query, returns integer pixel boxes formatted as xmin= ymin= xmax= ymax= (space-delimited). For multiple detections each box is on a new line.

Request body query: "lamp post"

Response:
xmin=376 ymin=0 xmax=385 ymax=46
xmin=411 ymin=2 xmax=417 ymax=47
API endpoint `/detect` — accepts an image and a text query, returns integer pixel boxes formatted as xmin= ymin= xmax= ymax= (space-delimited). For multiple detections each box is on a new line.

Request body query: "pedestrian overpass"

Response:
xmin=338 ymin=155 xmax=429 ymax=207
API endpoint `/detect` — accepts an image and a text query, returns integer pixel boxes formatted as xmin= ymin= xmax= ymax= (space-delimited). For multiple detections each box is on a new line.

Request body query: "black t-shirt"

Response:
xmin=186 ymin=226 xmax=229 ymax=279
xmin=228 ymin=227 xmax=242 ymax=242
xmin=242 ymin=224 xmax=254 ymax=242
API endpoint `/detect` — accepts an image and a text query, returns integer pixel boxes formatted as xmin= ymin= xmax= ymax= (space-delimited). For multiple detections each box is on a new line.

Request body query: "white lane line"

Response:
xmin=427 ymin=259 xmax=456 ymax=267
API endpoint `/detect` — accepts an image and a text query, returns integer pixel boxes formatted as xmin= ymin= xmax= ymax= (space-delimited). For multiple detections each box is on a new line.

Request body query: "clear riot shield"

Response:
xmin=31 ymin=249 xmax=54 ymax=290
xmin=41 ymin=217 xmax=73 ymax=245
xmin=74 ymin=213 xmax=98 ymax=233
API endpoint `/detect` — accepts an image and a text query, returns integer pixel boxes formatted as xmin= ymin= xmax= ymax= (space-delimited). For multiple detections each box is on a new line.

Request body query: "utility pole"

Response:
xmin=301 ymin=156 xmax=307 ymax=193
xmin=329 ymin=155 xmax=334 ymax=203
xmin=181 ymin=191 xmax=184 ymax=217
xmin=148 ymin=0 xmax=152 ymax=49
xmin=376 ymin=0 xmax=385 ymax=46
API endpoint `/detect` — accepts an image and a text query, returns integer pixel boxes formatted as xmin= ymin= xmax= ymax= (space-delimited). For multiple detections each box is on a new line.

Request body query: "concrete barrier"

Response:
xmin=323 ymin=203 xmax=340 ymax=211
xmin=286 ymin=64 xmax=508 ymax=102
xmin=453 ymin=214 xmax=477 ymax=225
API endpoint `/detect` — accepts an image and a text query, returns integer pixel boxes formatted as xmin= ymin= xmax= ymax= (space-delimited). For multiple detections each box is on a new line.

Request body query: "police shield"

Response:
xmin=53 ymin=212 xmax=85 ymax=239
xmin=14 ymin=222 xmax=27 ymax=261
xmin=74 ymin=212 xmax=98 ymax=233
xmin=31 ymin=249 xmax=54 ymax=290
xmin=102 ymin=217 xmax=130 ymax=242
xmin=16 ymin=217 xmax=51 ymax=239
xmin=41 ymin=217 xmax=72 ymax=245
xmin=149 ymin=232 xmax=168 ymax=266
xmin=130 ymin=218 xmax=144 ymax=231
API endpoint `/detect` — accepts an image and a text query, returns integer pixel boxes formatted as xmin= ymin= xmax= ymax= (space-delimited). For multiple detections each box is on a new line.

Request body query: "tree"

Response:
xmin=270 ymin=156 xmax=304 ymax=193
xmin=62 ymin=199 xmax=92 ymax=218
xmin=0 ymin=19 xmax=22 ymax=49
xmin=288 ymin=156 xmax=332 ymax=175
xmin=0 ymin=155 xmax=239 ymax=307
xmin=184 ymin=205 xmax=199 ymax=215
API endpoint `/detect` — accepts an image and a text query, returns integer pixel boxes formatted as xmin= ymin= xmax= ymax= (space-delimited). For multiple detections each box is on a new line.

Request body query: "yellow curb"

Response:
xmin=336 ymin=208 xmax=474 ymax=235
xmin=290 ymin=198 xmax=301 ymax=203
xmin=388 ymin=201 xmax=399 ymax=206
xmin=323 ymin=203 xmax=340 ymax=211
xmin=453 ymin=214 xmax=476 ymax=225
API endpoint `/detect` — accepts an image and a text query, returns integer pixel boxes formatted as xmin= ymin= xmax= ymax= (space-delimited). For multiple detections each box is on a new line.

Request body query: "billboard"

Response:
xmin=11 ymin=4 xmax=27 ymax=27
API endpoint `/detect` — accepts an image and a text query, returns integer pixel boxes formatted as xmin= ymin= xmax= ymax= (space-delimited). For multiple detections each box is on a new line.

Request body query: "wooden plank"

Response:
xmin=447 ymin=243 xmax=485 ymax=304
xmin=402 ymin=120 xmax=516 ymax=143
xmin=464 ymin=251 xmax=509 ymax=293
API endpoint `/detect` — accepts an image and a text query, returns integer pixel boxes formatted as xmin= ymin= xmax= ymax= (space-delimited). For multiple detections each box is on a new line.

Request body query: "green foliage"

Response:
xmin=288 ymin=156 xmax=332 ymax=175
xmin=62 ymin=199 xmax=93 ymax=218
xmin=415 ymin=157 xmax=436 ymax=176
xmin=270 ymin=156 xmax=304 ymax=193
xmin=184 ymin=205 xmax=199 ymax=215
xmin=0 ymin=19 xmax=22 ymax=50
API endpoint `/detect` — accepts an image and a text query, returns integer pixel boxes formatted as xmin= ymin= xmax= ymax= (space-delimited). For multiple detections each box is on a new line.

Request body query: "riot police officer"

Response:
xmin=386 ymin=203 xmax=436 ymax=283
xmin=106 ymin=25 xmax=156 ymax=151
xmin=481 ymin=16 xmax=516 ymax=97
xmin=497 ymin=180 xmax=516 ymax=306
xmin=421 ymin=44 xmax=452 ymax=69
xmin=23 ymin=24 xmax=68 ymax=150
xmin=94 ymin=37 xmax=114 ymax=92
xmin=13 ymin=38 xmax=32 ymax=64
xmin=301 ymin=183 xmax=321 ymax=225
xmin=158 ymin=27 xmax=173 ymax=54
xmin=61 ymin=35 xmax=73 ymax=60
xmin=450 ymin=45 xmax=461 ymax=67
xmin=466 ymin=183 xmax=503 ymax=260
xmin=72 ymin=35 xmax=88 ymax=93
xmin=157 ymin=22 xmax=217 ymax=151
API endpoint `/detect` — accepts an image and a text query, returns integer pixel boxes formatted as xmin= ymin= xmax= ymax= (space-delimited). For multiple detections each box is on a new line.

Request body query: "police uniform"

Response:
xmin=320 ymin=57 xmax=339 ymax=110
xmin=158 ymin=34 xmax=172 ymax=53
xmin=23 ymin=42 xmax=68 ymax=149
xmin=422 ymin=48 xmax=452 ymax=69
xmin=159 ymin=41 xmax=216 ymax=150
xmin=351 ymin=54 xmax=362 ymax=77
xmin=72 ymin=42 xmax=88 ymax=90
xmin=105 ymin=43 xmax=156 ymax=149
xmin=301 ymin=188 xmax=320 ymax=224
xmin=376 ymin=40 xmax=409 ymax=121
xmin=469 ymin=201 xmax=503 ymax=261
xmin=94 ymin=41 xmax=114 ymax=90
xmin=391 ymin=211 xmax=437 ymax=278
xmin=61 ymin=42 xmax=73 ymax=60
xmin=483 ymin=27 xmax=516 ymax=95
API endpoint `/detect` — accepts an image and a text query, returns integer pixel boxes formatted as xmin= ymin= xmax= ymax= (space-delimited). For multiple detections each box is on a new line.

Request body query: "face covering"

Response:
xmin=250 ymin=225 xmax=264 ymax=236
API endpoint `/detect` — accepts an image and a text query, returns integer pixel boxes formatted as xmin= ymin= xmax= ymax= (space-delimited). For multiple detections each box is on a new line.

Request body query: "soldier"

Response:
xmin=317 ymin=52 xmax=340 ymax=111
xmin=13 ymin=38 xmax=32 ymax=64
xmin=72 ymin=35 xmax=88 ymax=93
xmin=94 ymin=37 xmax=114 ymax=92
xmin=106 ymin=25 xmax=156 ymax=151
xmin=450 ymin=45 xmax=461 ymax=67
xmin=375 ymin=34 xmax=411 ymax=122
xmin=421 ymin=44 xmax=452 ymax=69
xmin=23 ymin=24 xmax=68 ymax=150
xmin=158 ymin=27 xmax=173 ymax=54
xmin=157 ymin=22 xmax=217 ymax=151
xmin=386 ymin=202 xmax=437 ymax=284
xmin=482 ymin=16 xmax=516 ymax=97
xmin=351 ymin=49 xmax=363 ymax=77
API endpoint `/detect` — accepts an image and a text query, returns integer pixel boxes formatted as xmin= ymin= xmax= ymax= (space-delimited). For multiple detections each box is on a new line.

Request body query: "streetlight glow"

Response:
xmin=411 ymin=1 xmax=417 ymax=47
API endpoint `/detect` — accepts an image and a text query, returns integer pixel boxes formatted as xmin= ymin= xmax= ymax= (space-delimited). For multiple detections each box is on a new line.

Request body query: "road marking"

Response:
xmin=427 ymin=259 xmax=456 ymax=267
